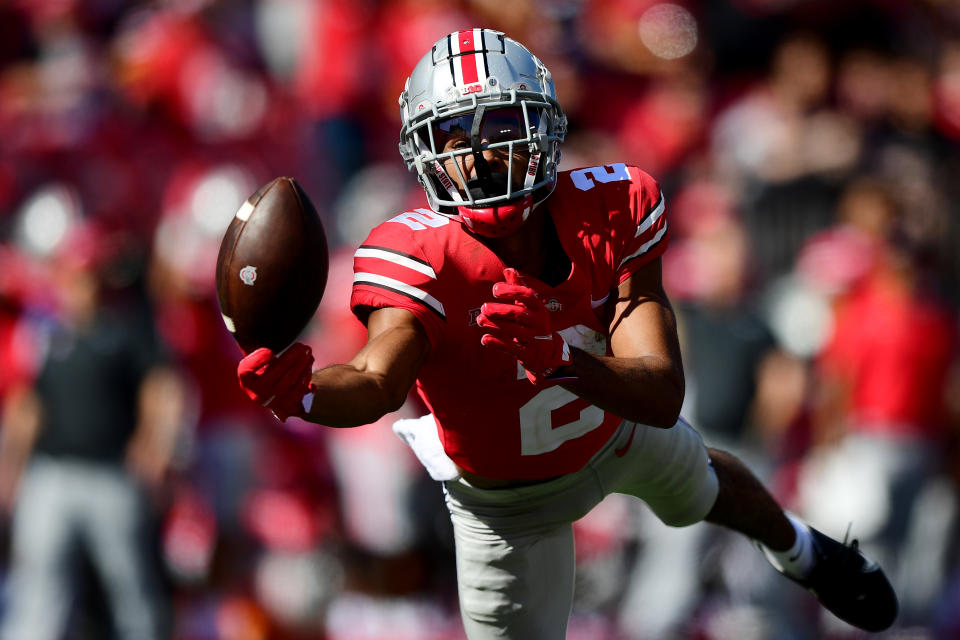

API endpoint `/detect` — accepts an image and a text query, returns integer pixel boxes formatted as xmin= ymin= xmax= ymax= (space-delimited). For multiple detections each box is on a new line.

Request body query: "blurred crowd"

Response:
xmin=0 ymin=0 xmax=959 ymax=638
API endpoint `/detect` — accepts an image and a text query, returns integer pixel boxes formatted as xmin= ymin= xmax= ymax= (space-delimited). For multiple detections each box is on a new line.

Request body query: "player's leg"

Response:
xmin=0 ymin=460 xmax=76 ymax=640
xmin=79 ymin=464 xmax=165 ymax=640
xmin=703 ymin=448 xmax=794 ymax=547
xmin=451 ymin=516 xmax=574 ymax=640
xmin=599 ymin=417 xmax=720 ymax=528
xmin=442 ymin=473 xmax=599 ymax=640
xmin=597 ymin=418 xmax=898 ymax=632
xmin=705 ymin=447 xmax=898 ymax=631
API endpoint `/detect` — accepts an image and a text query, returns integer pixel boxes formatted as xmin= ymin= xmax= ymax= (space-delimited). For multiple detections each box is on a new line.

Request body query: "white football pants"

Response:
xmin=442 ymin=417 xmax=719 ymax=640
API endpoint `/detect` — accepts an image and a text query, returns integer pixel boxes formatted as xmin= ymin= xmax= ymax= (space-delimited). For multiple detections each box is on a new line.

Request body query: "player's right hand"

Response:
xmin=237 ymin=343 xmax=314 ymax=422
xmin=478 ymin=268 xmax=575 ymax=385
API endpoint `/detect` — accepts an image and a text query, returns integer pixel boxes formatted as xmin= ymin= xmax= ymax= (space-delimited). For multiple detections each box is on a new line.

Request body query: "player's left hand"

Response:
xmin=478 ymin=268 xmax=575 ymax=385
xmin=237 ymin=343 xmax=314 ymax=421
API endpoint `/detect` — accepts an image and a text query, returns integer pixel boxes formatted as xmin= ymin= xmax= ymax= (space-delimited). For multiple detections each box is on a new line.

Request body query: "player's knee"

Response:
xmin=650 ymin=467 xmax=719 ymax=528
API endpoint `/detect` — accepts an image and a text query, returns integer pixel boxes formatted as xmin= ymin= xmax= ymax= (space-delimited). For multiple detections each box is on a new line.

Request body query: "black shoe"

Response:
xmin=785 ymin=527 xmax=898 ymax=632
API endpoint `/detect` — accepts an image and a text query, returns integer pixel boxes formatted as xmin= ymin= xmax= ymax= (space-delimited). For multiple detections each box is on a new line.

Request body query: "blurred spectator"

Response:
xmin=242 ymin=430 xmax=342 ymax=638
xmin=675 ymin=209 xmax=777 ymax=455
xmin=617 ymin=61 xmax=710 ymax=177
xmin=712 ymin=31 xmax=834 ymax=185
xmin=287 ymin=0 xmax=374 ymax=203
xmin=795 ymin=176 xmax=895 ymax=298
xmin=714 ymin=30 xmax=859 ymax=283
xmin=619 ymin=186 xmax=795 ymax=638
xmin=798 ymin=199 xmax=959 ymax=625
xmin=0 ymin=224 xmax=185 ymax=640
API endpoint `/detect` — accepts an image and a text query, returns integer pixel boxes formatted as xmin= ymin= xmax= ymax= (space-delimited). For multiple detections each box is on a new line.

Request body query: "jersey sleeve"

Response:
xmin=613 ymin=167 xmax=669 ymax=284
xmin=350 ymin=221 xmax=446 ymax=347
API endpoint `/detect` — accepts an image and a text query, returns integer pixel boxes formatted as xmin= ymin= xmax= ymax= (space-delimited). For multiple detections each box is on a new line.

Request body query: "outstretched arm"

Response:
xmin=238 ymin=306 xmax=430 ymax=428
xmin=304 ymin=307 xmax=430 ymax=427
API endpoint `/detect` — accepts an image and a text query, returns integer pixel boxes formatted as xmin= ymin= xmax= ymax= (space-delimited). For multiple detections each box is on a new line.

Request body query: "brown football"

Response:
xmin=215 ymin=177 xmax=328 ymax=353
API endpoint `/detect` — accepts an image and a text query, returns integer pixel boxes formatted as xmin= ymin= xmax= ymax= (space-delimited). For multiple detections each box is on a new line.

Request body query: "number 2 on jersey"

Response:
xmin=519 ymin=386 xmax=605 ymax=455
xmin=570 ymin=163 xmax=630 ymax=191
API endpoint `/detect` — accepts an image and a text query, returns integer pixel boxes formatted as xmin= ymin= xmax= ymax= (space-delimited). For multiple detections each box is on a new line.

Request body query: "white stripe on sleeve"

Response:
xmin=635 ymin=192 xmax=666 ymax=238
xmin=354 ymin=272 xmax=446 ymax=318
xmin=354 ymin=248 xmax=437 ymax=279
xmin=618 ymin=225 xmax=668 ymax=271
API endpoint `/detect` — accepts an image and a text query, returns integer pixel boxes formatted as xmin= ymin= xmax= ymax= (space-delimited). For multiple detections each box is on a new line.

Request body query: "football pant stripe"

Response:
xmin=354 ymin=272 xmax=446 ymax=319
xmin=618 ymin=225 xmax=667 ymax=271
xmin=635 ymin=191 xmax=666 ymax=238
xmin=355 ymin=247 xmax=437 ymax=279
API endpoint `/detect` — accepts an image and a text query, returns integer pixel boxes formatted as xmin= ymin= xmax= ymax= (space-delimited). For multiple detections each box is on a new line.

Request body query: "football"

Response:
xmin=215 ymin=177 xmax=328 ymax=354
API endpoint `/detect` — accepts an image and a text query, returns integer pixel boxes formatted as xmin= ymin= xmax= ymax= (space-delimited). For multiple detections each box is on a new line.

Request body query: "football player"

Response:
xmin=237 ymin=29 xmax=898 ymax=638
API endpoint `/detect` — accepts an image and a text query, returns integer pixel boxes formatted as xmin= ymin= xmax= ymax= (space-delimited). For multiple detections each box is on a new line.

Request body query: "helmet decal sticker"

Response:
xmin=449 ymin=29 xmax=489 ymax=88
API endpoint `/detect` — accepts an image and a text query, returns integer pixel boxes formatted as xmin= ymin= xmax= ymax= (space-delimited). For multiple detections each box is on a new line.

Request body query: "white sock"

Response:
xmin=760 ymin=512 xmax=816 ymax=579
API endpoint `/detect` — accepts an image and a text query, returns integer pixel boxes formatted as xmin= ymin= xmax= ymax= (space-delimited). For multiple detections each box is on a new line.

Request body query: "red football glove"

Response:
xmin=237 ymin=343 xmax=314 ymax=422
xmin=478 ymin=268 xmax=575 ymax=385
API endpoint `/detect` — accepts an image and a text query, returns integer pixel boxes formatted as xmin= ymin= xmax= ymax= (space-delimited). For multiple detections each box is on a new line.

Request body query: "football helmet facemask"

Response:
xmin=399 ymin=29 xmax=567 ymax=237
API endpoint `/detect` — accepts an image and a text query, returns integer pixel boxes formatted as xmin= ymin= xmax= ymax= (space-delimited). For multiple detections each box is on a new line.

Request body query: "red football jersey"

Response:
xmin=351 ymin=164 xmax=668 ymax=478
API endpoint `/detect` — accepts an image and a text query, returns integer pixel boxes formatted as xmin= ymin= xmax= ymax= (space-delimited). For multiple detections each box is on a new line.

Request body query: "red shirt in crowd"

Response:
xmin=819 ymin=261 xmax=958 ymax=439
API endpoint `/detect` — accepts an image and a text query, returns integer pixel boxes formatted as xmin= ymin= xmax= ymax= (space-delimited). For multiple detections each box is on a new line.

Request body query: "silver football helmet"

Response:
xmin=398 ymin=29 xmax=567 ymax=237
